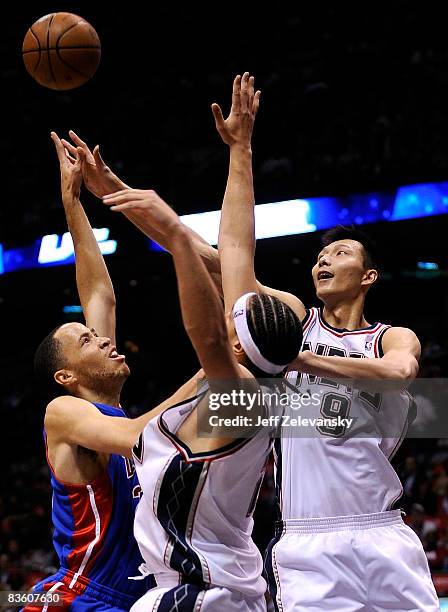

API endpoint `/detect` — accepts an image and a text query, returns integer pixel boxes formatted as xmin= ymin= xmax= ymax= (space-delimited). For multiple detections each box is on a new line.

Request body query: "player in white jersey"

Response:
xmin=260 ymin=226 xmax=438 ymax=611
xmin=100 ymin=73 xmax=303 ymax=611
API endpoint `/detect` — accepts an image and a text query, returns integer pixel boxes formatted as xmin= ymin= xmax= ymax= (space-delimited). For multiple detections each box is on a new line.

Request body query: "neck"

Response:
xmin=321 ymin=295 xmax=369 ymax=330
xmin=75 ymin=386 xmax=122 ymax=408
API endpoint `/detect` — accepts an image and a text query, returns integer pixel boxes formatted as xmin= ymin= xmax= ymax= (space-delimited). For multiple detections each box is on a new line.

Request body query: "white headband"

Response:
xmin=232 ymin=292 xmax=288 ymax=375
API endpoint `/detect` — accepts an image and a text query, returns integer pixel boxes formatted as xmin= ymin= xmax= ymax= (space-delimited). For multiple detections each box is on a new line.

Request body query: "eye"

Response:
xmin=337 ymin=250 xmax=347 ymax=255
xmin=83 ymin=337 xmax=89 ymax=344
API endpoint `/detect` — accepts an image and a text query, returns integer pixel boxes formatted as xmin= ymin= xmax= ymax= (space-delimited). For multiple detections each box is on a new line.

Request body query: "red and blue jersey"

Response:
xmin=33 ymin=402 xmax=151 ymax=610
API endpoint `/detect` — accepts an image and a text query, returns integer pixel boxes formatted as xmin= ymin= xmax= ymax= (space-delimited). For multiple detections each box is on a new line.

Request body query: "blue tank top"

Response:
xmin=44 ymin=402 xmax=151 ymax=601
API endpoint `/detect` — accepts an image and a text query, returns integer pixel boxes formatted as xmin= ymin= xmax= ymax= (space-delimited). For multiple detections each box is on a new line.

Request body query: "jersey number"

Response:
xmin=317 ymin=392 xmax=351 ymax=438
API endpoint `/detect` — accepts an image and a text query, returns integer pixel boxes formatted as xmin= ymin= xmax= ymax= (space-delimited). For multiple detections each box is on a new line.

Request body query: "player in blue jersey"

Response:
xmin=25 ymin=135 xmax=204 ymax=611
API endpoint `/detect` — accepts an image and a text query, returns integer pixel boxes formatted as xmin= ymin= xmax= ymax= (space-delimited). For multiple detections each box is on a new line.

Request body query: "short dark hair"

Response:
xmin=246 ymin=293 xmax=303 ymax=376
xmin=321 ymin=224 xmax=380 ymax=271
xmin=34 ymin=325 xmax=66 ymax=400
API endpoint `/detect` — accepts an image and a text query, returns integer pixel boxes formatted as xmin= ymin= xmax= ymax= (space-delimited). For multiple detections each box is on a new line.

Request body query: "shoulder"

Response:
xmin=381 ymin=326 xmax=421 ymax=358
xmin=45 ymin=396 xmax=97 ymax=432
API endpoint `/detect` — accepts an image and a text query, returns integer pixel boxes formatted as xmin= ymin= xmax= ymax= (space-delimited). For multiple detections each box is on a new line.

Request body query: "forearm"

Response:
xmin=62 ymin=193 xmax=116 ymax=334
xmin=218 ymin=145 xmax=255 ymax=254
xmin=169 ymin=226 xmax=234 ymax=377
xmin=123 ymin=208 xmax=223 ymax=296
xmin=295 ymin=351 xmax=417 ymax=391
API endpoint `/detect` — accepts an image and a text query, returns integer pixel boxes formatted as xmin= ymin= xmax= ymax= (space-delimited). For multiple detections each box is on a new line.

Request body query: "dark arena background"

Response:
xmin=1 ymin=2 xmax=448 ymax=606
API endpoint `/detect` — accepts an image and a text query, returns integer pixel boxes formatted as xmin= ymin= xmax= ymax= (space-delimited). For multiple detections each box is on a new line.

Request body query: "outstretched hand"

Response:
xmin=103 ymin=188 xmax=182 ymax=236
xmin=211 ymin=72 xmax=261 ymax=148
xmin=61 ymin=130 xmax=126 ymax=198
xmin=51 ymin=131 xmax=84 ymax=200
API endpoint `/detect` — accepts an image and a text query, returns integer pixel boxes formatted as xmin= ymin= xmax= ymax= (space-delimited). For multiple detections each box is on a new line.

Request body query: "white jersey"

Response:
xmin=132 ymin=388 xmax=272 ymax=599
xmin=277 ymin=307 xmax=413 ymax=519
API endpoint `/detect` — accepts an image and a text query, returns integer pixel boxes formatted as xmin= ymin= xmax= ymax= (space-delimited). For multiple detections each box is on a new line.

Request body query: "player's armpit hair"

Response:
xmin=246 ymin=293 xmax=303 ymax=377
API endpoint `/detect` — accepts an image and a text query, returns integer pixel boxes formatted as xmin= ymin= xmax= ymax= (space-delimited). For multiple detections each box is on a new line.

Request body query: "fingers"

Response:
xmin=93 ymin=144 xmax=106 ymax=168
xmin=248 ymin=75 xmax=255 ymax=113
xmin=61 ymin=139 xmax=78 ymax=157
xmin=231 ymin=74 xmax=241 ymax=114
xmin=69 ymin=130 xmax=88 ymax=149
xmin=211 ymin=103 xmax=225 ymax=130
xmin=253 ymin=90 xmax=261 ymax=116
xmin=69 ymin=130 xmax=95 ymax=162
xmin=50 ymin=131 xmax=67 ymax=164
xmin=103 ymin=189 xmax=146 ymax=204
xmin=75 ymin=146 xmax=85 ymax=165
xmin=108 ymin=201 xmax=142 ymax=212
xmin=240 ymin=71 xmax=250 ymax=113
xmin=65 ymin=149 xmax=77 ymax=164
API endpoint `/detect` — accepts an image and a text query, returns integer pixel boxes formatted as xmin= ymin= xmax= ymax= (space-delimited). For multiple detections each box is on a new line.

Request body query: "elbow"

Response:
xmin=396 ymin=357 xmax=419 ymax=381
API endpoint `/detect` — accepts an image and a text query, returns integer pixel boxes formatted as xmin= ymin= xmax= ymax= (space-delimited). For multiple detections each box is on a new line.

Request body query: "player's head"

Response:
xmin=229 ymin=293 xmax=303 ymax=376
xmin=312 ymin=225 xmax=379 ymax=305
xmin=34 ymin=322 xmax=130 ymax=400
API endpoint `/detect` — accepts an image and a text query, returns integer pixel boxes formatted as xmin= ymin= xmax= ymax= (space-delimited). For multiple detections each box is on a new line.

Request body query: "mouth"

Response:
xmin=109 ymin=346 xmax=126 ymax=362
xmin=317 ymin=271 xmax=334 ymax=281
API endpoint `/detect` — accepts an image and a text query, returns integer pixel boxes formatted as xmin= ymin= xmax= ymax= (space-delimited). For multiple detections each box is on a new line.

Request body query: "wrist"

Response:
xmin=229 ymin=143 xmax=252 ymax=156
xmin=295 ymin=350 xmax=317 ymax=374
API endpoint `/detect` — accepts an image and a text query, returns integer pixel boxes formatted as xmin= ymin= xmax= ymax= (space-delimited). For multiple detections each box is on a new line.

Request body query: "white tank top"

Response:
xmin=277 ymin=307 xmax=412 ymax=519
xmin=133 ymin=388 xmax=272 ymax=598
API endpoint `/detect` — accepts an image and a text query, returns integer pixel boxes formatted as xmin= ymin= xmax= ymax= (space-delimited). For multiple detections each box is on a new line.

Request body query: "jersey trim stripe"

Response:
xmin=317 ymin=308 xmax=382 ymax=337
xmin=41 ymin=582 xmax=64 ymax=612
xmin=374 ymin=325 xmax=391 ymax=358
xmin=301 ymin=307 xmax=315 ymax=333
xmin=158 ymin=417 xmax=251 ymax=463
xmin=68 ymin=484 xmax=101 ymax=588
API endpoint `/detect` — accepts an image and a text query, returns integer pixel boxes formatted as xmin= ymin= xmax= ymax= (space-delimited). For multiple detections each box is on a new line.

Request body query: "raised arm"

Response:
xmin=212 ymin=73 xmax=259 ymax=313
xmin=51 ymin=133 xmax=116 ymax=343
xmin=103 ymin=189 xmax=241 ymax=382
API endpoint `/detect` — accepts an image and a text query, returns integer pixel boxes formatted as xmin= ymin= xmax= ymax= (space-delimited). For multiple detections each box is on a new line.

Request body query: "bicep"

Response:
xmin=381 ymin=327 xmax=421 ymax=379
xmin=46 ymin=398 xmax=136 ymax=456
xmin=382 ymin=327 xmax=421 ymax=361
xmin=219 ymin=247 xmax=258 ymax=314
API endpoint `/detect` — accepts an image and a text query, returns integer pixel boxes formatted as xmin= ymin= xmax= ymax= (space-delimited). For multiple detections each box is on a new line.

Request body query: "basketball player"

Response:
xmin=102 ymin=74 xmax=438 ymax=609
xmin=210 ymin=77 xmax=440 ymax=611
xmin=26 ymin=134 xmax=196 ymax=611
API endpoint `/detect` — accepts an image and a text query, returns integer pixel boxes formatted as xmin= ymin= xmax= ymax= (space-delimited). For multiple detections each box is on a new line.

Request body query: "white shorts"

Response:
xmin=130 ymin=582 xmax=267 ymax=612
xmin=265 ymin=509 xmax=439 ymax=611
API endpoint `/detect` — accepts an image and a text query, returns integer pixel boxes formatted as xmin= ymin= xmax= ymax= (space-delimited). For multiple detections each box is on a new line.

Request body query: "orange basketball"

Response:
xmin=22 ymin=13 xmax=101 ymax=90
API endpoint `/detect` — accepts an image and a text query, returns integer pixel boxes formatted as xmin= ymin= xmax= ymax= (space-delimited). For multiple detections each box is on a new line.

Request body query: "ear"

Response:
xmin=225 ymin=314 xmax=246 ymax=358
xmin=361 ymin=268 xmax=378 ymax=289
xmin=54 ymin=369 xmax=77 ymax=389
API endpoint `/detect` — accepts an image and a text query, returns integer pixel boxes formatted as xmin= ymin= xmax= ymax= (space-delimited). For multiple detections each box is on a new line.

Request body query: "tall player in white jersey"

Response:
xmin=263 ymin=225 xmax=439 ymax=611
xmin=206 ymin=89 xmax=439 ymax=610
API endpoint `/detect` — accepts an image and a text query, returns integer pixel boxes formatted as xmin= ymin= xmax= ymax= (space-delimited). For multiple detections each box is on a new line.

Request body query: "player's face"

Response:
xmin=312 ymin=240 xmax=369 ymax=302
xmin=54 ymin=323 xmax=130 ymax=384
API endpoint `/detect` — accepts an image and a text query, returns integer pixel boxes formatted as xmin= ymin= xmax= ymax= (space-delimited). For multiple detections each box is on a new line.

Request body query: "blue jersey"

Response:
xmin=38 ymin=402 xmax=151 ymax=608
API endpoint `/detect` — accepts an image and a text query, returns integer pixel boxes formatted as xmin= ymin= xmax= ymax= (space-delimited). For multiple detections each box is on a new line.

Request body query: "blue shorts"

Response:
xmin=22 ymin=568 xmax=146 ymax=611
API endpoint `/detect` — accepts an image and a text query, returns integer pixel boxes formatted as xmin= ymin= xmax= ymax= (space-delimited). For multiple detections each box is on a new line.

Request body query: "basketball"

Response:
xmin=22 ymin=13 xmax=101 ymax=90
